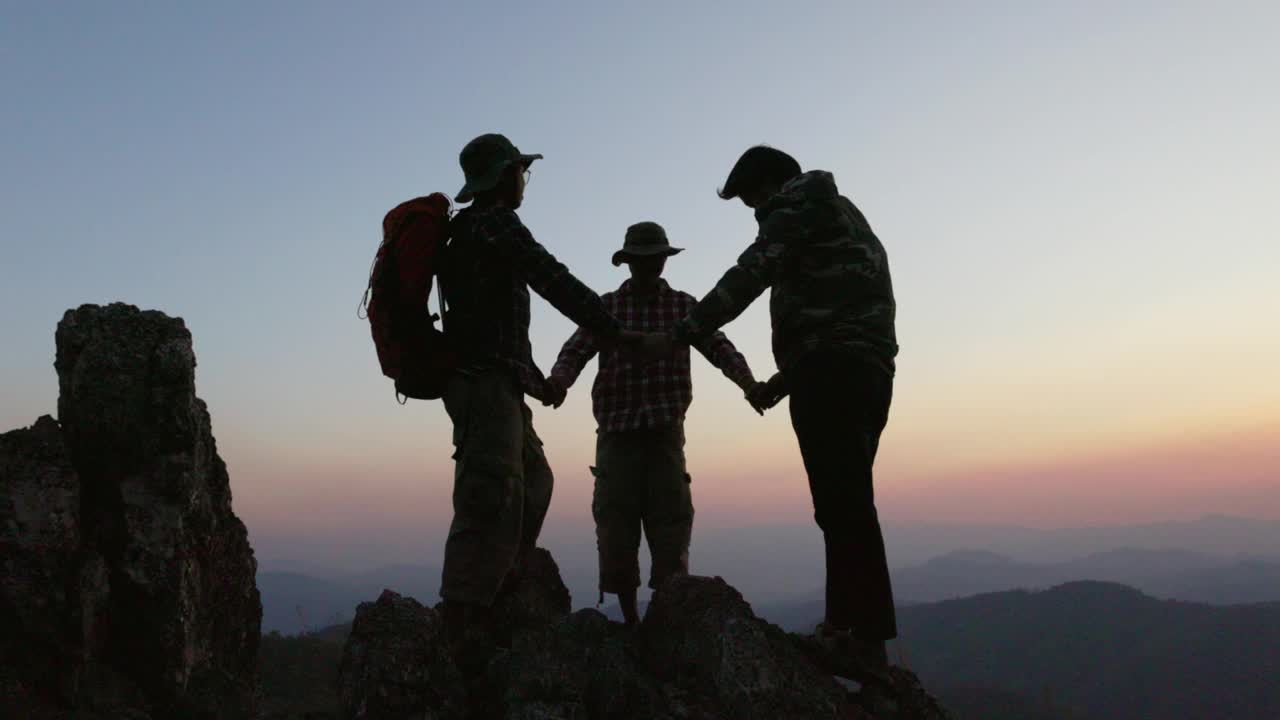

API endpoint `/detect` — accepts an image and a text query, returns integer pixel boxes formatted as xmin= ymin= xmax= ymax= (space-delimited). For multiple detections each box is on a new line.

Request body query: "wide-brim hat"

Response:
xmin=455 ymin=133 xmax=542 ymax=203
xmin=611 ymin=221 xmax=685 ymax=266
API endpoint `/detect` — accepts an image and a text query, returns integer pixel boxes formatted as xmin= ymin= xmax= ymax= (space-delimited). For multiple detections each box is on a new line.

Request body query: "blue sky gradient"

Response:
xmin=4 ymin=3 xmax=1278 ymax=570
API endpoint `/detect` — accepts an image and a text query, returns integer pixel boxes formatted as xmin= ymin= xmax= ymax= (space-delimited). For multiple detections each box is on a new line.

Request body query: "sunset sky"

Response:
xmin=3 ymin=2 xmax=1277 ymax=571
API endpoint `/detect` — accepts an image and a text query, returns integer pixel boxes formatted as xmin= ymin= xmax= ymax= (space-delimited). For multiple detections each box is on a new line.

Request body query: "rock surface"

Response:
xmin=337 ymin=590 xmax=465 ymax=720
xmin=0 ymin=415 xmax=81 ymax=718
xmin=339 ymin=558 xmax=951 ymax=720
xmin=0 ymin=303 xmax=261 ymax=719
xmin=486 ymin=547 xmax=572 ymax=643
xmin=643 ymin=574 xmax=849 ymax=718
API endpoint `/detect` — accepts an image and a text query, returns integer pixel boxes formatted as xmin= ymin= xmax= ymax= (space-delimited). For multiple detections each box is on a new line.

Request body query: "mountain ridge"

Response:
xmin=898 ymin=581 xmax=1280 ymax=720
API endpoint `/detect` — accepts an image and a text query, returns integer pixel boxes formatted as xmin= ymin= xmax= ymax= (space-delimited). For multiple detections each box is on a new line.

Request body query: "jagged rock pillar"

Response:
xmin=0 ymin=303 xmax=261 ymax=719
xmin=54 ymin=302 xmax=261 ymax=718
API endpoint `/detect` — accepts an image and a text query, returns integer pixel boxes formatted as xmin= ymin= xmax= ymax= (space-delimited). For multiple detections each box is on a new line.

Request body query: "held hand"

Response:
xmin=764 ymin=372 xmax=789 ymax=407
xmin=612 ymin=330 xmax=674 ymax=364
xmin=613 ymin=329 xmax=652 ymax=362
xmin=745 ymin=383 xmax=767 ymax=415
xmin=638 ymin=332 xmax=675 ymax=363
xmin=616 ymin=329 xmax=646 ymax=350
xmin=541 ymin=378 xmax=568 ymax=408
xmin=747 ymin=373 xmax=789 ymax=412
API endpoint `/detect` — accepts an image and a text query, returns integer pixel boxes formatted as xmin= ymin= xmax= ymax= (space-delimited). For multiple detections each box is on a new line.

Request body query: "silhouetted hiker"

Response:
xmin=543 ymin=221 xmax=762 ymax=625
xmin=661 ymin=146 xmax=899 ymax=667
xmin=437 ymin=133 xmax=643 ymax=647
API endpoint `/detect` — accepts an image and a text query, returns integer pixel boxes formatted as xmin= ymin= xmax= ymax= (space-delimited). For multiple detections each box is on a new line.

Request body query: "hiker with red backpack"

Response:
xmin=432 ymin=133 xmax=649 ymax=646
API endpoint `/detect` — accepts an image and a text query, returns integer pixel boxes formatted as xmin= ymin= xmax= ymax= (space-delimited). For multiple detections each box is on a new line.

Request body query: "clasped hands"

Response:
xmin=745 ymin=372 xmax=788 ymax=415
xmin=540 ymin=330 xmax=790 ymax=415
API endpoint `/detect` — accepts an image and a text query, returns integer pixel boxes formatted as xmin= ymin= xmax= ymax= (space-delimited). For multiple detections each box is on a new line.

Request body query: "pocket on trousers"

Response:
xmin=443 ymin=378 xmax=471 ymax=458
xmin=447 ymin=375 xmax=506 ymax=460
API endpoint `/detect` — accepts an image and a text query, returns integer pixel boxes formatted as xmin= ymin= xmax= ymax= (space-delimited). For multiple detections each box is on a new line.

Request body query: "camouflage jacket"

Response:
xmin=672 ymin=170 xmax=897 ymax=375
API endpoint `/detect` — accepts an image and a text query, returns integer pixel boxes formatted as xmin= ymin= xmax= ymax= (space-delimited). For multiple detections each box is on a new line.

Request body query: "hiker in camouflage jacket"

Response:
xmin=667 ymin=145 xmax=899 ymax=667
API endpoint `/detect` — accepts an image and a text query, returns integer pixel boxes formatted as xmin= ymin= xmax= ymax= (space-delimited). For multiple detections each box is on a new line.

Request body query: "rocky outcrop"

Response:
xmin=477 ymin=608 xmax=664 ymax=719
xmin=0 ymin=415 xmax=82 ymax=718
xmin=337 ymin=591 xmax=465 ymax=720
xmin=0 ymin=303 xmax=261 ymax=719
xmin=642 ymin=575 xmax=849 ymax=718
xmin=486 ymin=548 xmax=572 ymax=644
xmin=339 ymin=555 xmax=951 ymax=720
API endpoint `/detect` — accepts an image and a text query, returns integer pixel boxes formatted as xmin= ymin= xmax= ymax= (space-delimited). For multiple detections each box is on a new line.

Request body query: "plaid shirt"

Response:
xmin=550 ymin=279 xmax=756 ymax=432
xmin=442 ymin=206 xmax=620 ymax=400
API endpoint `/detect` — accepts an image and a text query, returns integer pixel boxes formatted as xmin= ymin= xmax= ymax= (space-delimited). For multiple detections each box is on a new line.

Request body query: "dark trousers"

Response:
xmin=788 ymin=350 xmax=897 ymax=641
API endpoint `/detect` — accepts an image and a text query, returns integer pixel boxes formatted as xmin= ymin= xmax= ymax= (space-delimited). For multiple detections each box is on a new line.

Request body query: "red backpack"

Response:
xmin=359 ymin=193 xmax=456 ymax=401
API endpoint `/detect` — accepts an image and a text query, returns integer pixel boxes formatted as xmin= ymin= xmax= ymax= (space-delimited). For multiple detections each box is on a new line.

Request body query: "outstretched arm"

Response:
xmin=672 ymin=234 xmax=785 ymax=346
xmin=546 ymin=325 xmax=599 ymax=407
xmin=478 ymin=209 xmax=621 ymax=341
xmin=693 ymin=329 xmax=755 ymax=393
xmin=694 ymin=328 xmax=766 ymax=415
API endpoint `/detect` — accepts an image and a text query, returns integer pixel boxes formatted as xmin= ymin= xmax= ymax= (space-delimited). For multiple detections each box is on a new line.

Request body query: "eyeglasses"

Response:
xmin=522 ymin=168 xmax=533 ymax=185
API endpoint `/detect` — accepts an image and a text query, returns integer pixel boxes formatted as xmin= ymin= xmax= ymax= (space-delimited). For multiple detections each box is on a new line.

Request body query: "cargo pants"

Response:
xmin=591 ymin=426 xmax=694 ymax=596
xmin=440 ymin=371 xmax=553 ymax=606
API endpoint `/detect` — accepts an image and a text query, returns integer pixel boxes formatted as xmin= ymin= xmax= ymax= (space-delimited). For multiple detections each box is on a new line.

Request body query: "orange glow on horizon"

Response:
xmin=231 ymin=414 xmax=1278 ymax=535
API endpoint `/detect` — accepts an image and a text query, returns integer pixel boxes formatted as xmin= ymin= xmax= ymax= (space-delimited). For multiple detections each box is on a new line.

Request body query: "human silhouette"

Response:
xmin=661 ymin=145 xmax=899 ymax=667
xmin=545 ymin=221 xmax=761 ymax=624
xmin=436 ymin=133 xmax=642 ymax=647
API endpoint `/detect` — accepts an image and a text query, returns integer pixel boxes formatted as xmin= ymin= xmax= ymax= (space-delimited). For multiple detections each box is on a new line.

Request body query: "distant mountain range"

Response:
xmin=253 ymin=514 xmax=1280 ymax=631
xmin=881 ymin=514 xmax=1280 ymax=566
xmin=260 ymin=545 xmax=1280 ymax=634
xmin=258 ymin=564 xmax=440 ymax=634
xmin=898 ymin=582 xmax=1280 ymax=720
xmin=894 ymin=546 xmax=1280 ymax=605
xmin=258 ymin=581 xmax=1280 ymax=720
xmin=257 ymin=514 xmax=1280 ymax=634
xmin=751 ymin=546 xmax=1280 ymax=634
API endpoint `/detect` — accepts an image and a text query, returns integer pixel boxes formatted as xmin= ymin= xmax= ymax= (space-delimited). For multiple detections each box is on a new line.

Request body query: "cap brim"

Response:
xmin=612 ymin=246 xmax=683 ymax=266
xmin=456 ymin=175 xmax=491 ymax=203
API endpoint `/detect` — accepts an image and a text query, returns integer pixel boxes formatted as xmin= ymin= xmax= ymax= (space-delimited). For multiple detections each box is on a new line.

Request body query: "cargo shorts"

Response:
xmin=591 ymin=426 xmax=694 ymax=595
xmin=439 ymin=371 xmax=553 ymax=606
